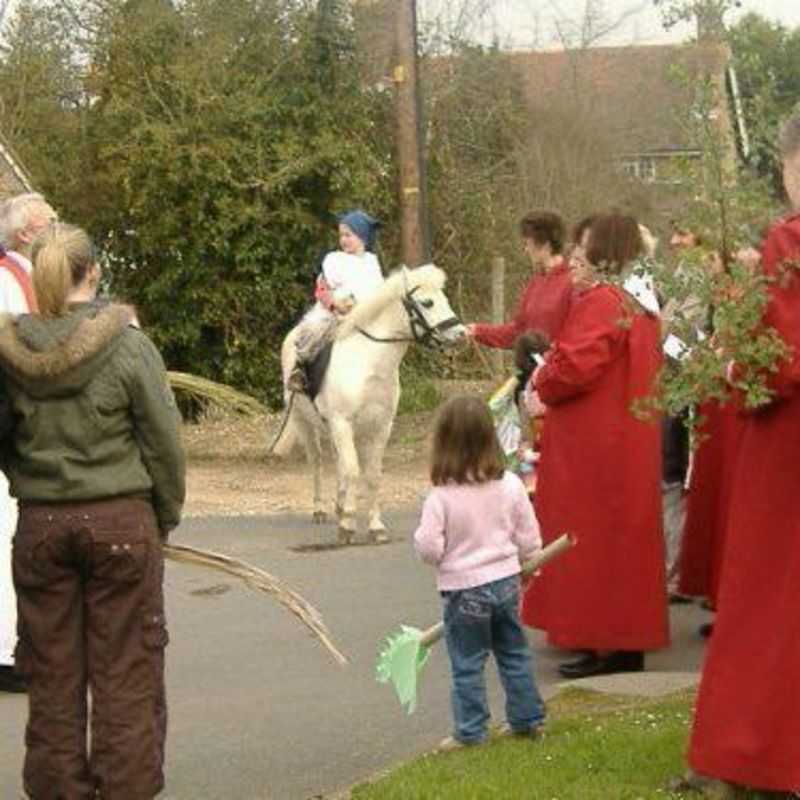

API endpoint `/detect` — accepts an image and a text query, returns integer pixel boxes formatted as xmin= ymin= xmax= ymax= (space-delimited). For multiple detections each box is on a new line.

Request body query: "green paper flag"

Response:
xmin=376 ymin=625 xmax=434 ymax=714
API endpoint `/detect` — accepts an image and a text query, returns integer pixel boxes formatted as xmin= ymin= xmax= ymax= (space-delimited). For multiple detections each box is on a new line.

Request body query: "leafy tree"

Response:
xmin=727 ymin=13 xmax=800 ymax=185
xmin=0 ymin=0 xmax=395 ymax=406
xmin=0 ymin=0 xmax=91 ymax=217
xmin=653 ymin=0 xmax=739 ymax=33
xmin=639 ymin=3 xmax=791 ymax=424
xmin=421 ymin=39 xmax=655 ymax=350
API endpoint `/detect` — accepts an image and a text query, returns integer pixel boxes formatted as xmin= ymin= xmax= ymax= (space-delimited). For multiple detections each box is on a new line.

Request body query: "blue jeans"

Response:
xmin=442 ymin=575 xmax=545 ymax=743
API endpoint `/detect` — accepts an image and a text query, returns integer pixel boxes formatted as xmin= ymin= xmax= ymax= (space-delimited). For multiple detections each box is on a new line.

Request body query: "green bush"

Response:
xmin=398 ymin=365 xmax=442 ymax=416
xmin=1 ymin=0 xmax=396 ymax=409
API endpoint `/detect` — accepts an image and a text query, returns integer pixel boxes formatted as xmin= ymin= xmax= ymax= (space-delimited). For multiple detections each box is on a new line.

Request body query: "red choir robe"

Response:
xmin=473 ymin=260 xmax=573 ymax=347
xmin=677 ymin=398 xmax=747 ymax=607
xmin=520 ymin=284 xmax=669 ymax=652
xmin=688 ymin=214 xmax=800 ymax=792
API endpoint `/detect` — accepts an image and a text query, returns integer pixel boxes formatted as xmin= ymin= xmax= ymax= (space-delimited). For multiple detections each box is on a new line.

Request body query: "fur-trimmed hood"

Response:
xmin=0 ymin=302 xmax=138 ymax=398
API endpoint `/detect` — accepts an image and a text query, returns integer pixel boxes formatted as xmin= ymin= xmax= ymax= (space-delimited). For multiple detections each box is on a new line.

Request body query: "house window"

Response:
xmin=639 ymin=157 xmax=656 ymax=182
xmin=620 ymin=157 xmax=657 ymax=182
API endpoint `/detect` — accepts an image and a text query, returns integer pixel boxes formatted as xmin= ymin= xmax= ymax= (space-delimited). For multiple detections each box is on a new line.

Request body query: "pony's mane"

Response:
xmin=336 ymin=264 xmax=446 ymax=340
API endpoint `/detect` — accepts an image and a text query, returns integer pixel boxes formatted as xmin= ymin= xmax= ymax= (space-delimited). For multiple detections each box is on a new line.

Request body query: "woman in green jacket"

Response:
xmin=1 ymin=223 xmax=185 ymax=800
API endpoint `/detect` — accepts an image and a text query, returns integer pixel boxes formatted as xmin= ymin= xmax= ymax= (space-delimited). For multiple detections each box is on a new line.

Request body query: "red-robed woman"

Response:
xmin=467 ymin=210 xmax=574 ymax=346
xmin=687 ymin=114 xmax=800 ymax=794
xmin=677 ymin=397 xmax=747 ymax=611
xmin=671 ymin=229 xmax=748 ymax=615
xmin=521 ymin=214 xmax=669 ymax=679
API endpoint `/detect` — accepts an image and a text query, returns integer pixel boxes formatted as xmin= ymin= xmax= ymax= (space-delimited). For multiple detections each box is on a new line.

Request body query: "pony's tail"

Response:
xmin=268 ymin=393 xmax=299 ymax=458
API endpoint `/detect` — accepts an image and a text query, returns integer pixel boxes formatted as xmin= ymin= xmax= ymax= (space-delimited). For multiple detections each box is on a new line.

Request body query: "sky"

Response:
xmin=419 ymin=0 xmax=800 ymax=50
xmin=1 ymin=1 xmax=798 ymax=48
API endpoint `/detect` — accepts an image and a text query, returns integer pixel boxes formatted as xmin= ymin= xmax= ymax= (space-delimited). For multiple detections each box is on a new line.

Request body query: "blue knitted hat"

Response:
xmin=337 ymin=209 xmax=380 ymax=251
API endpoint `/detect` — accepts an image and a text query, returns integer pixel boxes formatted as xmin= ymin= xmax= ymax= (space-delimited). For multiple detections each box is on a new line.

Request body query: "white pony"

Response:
xmin=275 ymin=264 xmax=466 ymax=544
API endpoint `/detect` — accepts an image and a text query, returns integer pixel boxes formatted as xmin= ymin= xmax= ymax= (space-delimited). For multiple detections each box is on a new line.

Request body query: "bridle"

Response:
xmin=356 ymin=271 xmax=462 ymax=348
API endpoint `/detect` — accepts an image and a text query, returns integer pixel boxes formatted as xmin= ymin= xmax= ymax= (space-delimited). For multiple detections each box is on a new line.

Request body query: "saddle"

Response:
xmin=299 ymin=341 xmax=334 ymax=401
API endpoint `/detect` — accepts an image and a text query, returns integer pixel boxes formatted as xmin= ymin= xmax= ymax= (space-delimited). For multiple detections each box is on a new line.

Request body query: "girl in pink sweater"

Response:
xmin=413 ymin=395 xmax=545 ymax=750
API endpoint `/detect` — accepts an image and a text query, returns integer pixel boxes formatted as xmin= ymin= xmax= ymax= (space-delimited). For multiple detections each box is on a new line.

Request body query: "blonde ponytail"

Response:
xmin=32 ymin=224 xmax=95 ymax=317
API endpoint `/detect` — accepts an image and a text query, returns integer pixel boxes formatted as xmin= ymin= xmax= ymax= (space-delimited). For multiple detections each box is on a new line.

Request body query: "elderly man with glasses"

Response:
xmin=0 ymin=192 xmax=57 ymax=694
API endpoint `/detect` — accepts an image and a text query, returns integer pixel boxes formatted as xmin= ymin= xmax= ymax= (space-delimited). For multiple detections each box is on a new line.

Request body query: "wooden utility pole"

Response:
xmin=394 ymin=0 xmax=429 ymax=267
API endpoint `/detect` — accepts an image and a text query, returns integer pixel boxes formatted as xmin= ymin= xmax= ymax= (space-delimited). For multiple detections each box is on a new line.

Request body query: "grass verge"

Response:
xmin=350 ymin=689 xmax=698 ymax=800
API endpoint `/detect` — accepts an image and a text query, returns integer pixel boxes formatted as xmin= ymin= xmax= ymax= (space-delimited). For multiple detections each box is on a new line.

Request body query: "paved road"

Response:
xmin=0 ymin=511 xmax=713 ymax=799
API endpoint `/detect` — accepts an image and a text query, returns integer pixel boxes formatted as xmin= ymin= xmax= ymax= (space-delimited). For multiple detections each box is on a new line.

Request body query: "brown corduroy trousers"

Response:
xmin=12 ymin=497 xmax=167 ymax=800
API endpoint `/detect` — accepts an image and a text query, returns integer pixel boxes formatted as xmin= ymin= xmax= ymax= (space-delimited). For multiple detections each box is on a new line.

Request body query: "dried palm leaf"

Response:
xmin=167 ymin=371 xmax=266 ymax=416
xmin=163 ymin=543 xmax=348 ymax=667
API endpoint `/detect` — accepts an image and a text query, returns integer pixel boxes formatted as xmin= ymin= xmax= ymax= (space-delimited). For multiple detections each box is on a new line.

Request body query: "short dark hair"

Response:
xmin=519 ymin=211 xmax=565 ymax=254
xmin=513 ymin=332 xmax=550 ymax=372
xmin=430 ymin=395 xmax=505 ymax=486
xmin=586 ymin=214 xmax=644 ymax=275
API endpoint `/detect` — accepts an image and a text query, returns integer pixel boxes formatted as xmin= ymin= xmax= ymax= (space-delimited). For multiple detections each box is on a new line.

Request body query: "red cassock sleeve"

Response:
xmin=472 ymin=264 xmax=574 ymax=349
xmin=472 ymin=279 xmax=534 ymax=350
xmin=760 ymin=217 xmax=800 ymax=399
xmin=534 ymin=286 xmax=627 ymax=405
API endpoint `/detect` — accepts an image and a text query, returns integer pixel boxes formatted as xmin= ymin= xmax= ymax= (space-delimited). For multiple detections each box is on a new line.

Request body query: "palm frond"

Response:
xmin=167 ymin=371 xmax=266 ymax=416
xmin=163 ymin=543 xmax=348 ymax=667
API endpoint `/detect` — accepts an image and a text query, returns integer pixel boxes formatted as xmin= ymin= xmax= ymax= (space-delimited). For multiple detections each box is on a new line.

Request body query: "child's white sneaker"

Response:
xmin=436 ymin=736 xmax=466 ymax=752
xmin=437 ymin=735 xmax=486 ymax=752
xmin=497 ymin=722 xmax=543 ymax=740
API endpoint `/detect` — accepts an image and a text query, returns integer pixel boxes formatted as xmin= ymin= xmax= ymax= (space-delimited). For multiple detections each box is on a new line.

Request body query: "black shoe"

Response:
xmin=665 ymin=770 xmax=720 ymax=794
xmin=0 ymin=664 xmax=28 ymax=693
xmin=558 ymin=650 xmax=644 ymax=679
xmin=668 ymin=592 xmax=693 ymax=605
xmin=698 ymin=623 xmax=714 ymax=639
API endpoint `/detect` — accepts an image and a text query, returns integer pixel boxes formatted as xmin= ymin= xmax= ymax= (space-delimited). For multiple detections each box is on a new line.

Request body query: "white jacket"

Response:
xmin=321 ymin=251 xmax=383 ymax=303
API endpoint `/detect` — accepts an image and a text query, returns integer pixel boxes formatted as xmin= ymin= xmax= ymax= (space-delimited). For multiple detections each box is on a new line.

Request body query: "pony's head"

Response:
xmin=337 ymin=264 xmax=466 ymax=347
xmin=401 ymin=264 xmax=466 ymax=347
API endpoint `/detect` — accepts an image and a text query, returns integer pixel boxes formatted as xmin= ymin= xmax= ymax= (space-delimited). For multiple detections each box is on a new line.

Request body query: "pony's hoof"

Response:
xmin=312 ymin=511 xmax=328 ymax=524
xmin=369 ymin=529 xmax=390 ymax=545
xmin=337 ymin=527 xmax=355 ymax=546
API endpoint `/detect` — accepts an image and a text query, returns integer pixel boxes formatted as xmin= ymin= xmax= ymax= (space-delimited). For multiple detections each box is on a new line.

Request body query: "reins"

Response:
xmin=355 ymin=327 xmax=415 ymax=344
